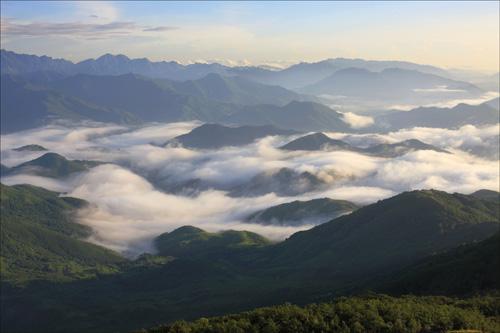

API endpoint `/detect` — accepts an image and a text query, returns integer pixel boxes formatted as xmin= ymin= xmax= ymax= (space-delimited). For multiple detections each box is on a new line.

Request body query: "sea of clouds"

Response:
xmin=1 ymin=121 xmax=498 ymax=256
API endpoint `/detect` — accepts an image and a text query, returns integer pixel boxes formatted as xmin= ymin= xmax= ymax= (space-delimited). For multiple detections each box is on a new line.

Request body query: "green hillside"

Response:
xmin=273 ymin=190 xmax=499 ymax=270
xmin=155 ymin=226 xmax=271 ymax=258
xmin=1 ymin=187 xmax=499 ymax=333
xmin=378 ymin=232 xmax=500 ymax=295
xmin=0 ymin=184 xmax=124 ymax=283
xmin=246 ymin=198 xmax=359 ymax=226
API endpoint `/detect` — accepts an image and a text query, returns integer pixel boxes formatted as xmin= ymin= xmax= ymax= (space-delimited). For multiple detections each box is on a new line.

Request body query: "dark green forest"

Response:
xmin=1 ymin=183 xmax=499 ymax=333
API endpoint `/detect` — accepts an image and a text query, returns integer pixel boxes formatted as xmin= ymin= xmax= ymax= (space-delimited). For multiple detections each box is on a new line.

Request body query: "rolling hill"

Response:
xmin=302 ymin=67 xmax=482 ymax=101
xmin=246 ymin=198 xmax=359 ymax=226
xmin=0 ymin=74 xmax=138 ymax=133
xmin=374 ymin=100 xmax=499 ymax=131
xmin=155 ymin=226 xmax=271 ymax=258
xmin=281 ymin=133 xmax=447 ymax=157
xmin=3 ymin=152 xmax=102 ymax=178
xmin=227 ymin=101 xmax=351 ymax=132
xmin=169 ymin=123 xmax=297 ymax=149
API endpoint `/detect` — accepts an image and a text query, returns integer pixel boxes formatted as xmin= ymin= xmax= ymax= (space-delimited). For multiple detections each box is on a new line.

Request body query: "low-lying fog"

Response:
xmin=1 ymin=121 xmax=499 ymax=256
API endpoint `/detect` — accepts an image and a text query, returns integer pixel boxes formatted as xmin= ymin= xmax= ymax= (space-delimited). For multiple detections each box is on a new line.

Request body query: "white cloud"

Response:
xmin=1 ymin=121 xmax=498 ymax=256
xmin=340 ymin=112 xmax=374 ymax=129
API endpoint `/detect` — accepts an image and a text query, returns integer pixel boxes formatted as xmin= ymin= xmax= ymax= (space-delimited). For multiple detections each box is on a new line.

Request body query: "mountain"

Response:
xmin=268 ymin=190 xmax=499 ymax=284
xmin=13 ymin=144 xmax=48 ymax=152
xmin=374 ymin=100 xmax=499 ymax=131
xmin=0 ymin=164 xmax=10 ymax=176
xmin=158 ymin=73 xmax=313 ymax=106
xmin=169 ymin=123 xmax=298 ymax=149
xmin=0 ymin=74 xmax=138 ymax=133
xmin=363 ymin=139 xmax=448 ymax=157
xmin=484 ymin=96 xmax=499 ymax=110
xmin=4 ymin=152 xmax=101 ymax=178
xmin=246 ymin=198 xmax=359 ymax=226
xmin=232 ymin=58 xmax=451 ymax=89
xmin=0 ymin=183 xmax=124 ymax=283
xmin=470 ymin=189 xmax=500 ymax=202
xmin=48 ymin=73 xmax=235 ymax=123
xmin=227 ymin=101 xmax=352 ymax=132
xmin=0 ymin=50 xmax=230 ymax=80
xmin=0 ymin=50 xmax=74 ymax=75
xmin=302 ymin=67 xmax=482 ymax=101
xmin=2 ymin=72 xmax=316 ymax=132
xmin=2 ymin=50 xmax=452 ymax=86
xmin=229 ymin=167 xmax=327 ymax=197
xmin=281 ymin=133 xmax=447 ymax=157
xmin=2 ymin=188 xmax=499 ymax=333
xmin=280 ymin=132 xmax=356 ymax=151
xmin=155 ymin=226 xmax=270 ymax=258
xmin=379 ymin=232 xmax=500 ymax=295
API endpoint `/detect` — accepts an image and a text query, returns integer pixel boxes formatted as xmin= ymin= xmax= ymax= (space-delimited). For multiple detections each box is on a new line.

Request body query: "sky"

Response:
xmin=1 ymin=1 xmax=499 ymax=71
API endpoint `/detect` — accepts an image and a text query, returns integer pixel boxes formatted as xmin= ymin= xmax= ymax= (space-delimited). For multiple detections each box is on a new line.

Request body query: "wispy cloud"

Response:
xmin=0 ymin=17 xmax=177 ymax=39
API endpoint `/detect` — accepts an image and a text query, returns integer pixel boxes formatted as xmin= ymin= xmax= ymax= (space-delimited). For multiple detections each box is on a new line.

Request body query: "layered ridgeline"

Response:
xmin=1 ymin=183 xmax=499 ymax=333
xmin=373 ymin=99 xmax=500 ymax=131
xmin=0 ymin=74 xmax=138 ymax=133
xmin=301 ymin=67 xmax=482 ymax=102
xmin=0 ymin=50 xmax=452 ymax=87
xmin=2 ymin=152 xmax=102 ymax=178
xmin=5 ymin=50 xmax=495 ymax=135
xmin=281 ymin=132 xmax=447 ymax=157
xmin=168 ymin=123 xmax=298 ymax=149
xmin=1 ymin=72 xmax=345 ymax=133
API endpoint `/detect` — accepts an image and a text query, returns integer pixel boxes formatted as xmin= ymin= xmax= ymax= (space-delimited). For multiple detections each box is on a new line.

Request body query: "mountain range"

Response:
xmin=0 ymin=50 xmax=452 ymax=87
xmin=1 ymin=70 xmax=347 ymax=133
xmin=301 ymin=67 xmax=482 ymax=102
xmin=2 ymin=50 xmax=498 ymax=134
xmin=373 ymin=99 xmax=500 ymax=131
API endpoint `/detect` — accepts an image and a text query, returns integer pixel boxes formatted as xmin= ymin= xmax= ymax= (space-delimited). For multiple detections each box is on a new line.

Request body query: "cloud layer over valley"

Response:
xmin=1 ymin=121 xmax=498 ymax=256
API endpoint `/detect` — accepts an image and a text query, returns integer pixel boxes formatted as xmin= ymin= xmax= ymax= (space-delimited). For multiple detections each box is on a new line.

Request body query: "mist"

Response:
xmin=1 ymin=121 xmax=498 ymax=256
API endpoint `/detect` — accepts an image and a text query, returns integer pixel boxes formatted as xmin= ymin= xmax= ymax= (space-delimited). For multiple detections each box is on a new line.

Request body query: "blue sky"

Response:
xmin=1 ymin=1 xmax=498 ymax=71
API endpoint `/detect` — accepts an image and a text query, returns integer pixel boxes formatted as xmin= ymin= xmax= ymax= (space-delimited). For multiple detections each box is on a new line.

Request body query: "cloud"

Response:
xmin=1 ymin=174 xmax=74 ymax=192
xmin=389 ymin=91 xmax=500 ymax=111
xmin=68 ymin=164 xmax=305 ymax=254
xmin=340 ymin=112 xmax=374 ymax=129
xmin=142 ymin=26 xmax=177 ymax=32
xmin=0 ymin=17 xmax=177 ymax=39
xmin=75 ymin=1 xmax=119 ymax=23
xmin=1 ymin=121 xmax=498 ymax=256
